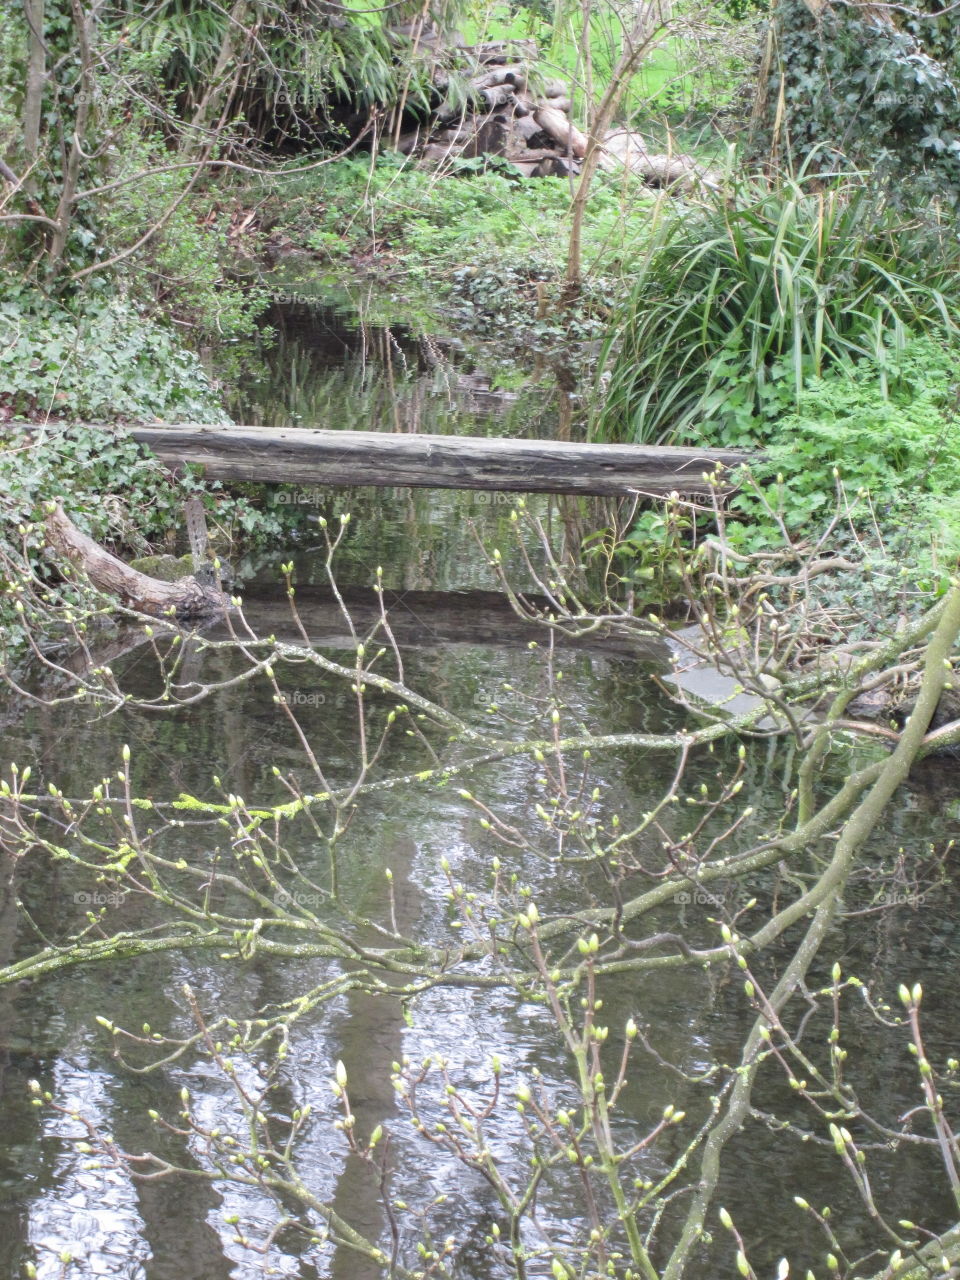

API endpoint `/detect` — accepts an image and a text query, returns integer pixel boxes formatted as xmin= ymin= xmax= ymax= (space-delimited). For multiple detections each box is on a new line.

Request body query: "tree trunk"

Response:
xmin=45 ymin=505 xmax=231 ymax=621
xmin=47 ymin=0 xmax=95 ymax=274
xmin=564 ymin=0 xmax=673 ymax=298
xmin=23 ymin=0 xmax=46 ymax=185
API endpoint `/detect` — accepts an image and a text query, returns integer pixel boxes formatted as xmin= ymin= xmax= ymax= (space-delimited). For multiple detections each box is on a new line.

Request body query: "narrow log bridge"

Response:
xmin=128 ymin=425 xmax=748 ymax=497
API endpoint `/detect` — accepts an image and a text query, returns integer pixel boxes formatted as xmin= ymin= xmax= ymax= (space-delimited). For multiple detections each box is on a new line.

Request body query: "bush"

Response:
xmin=723 ymin=337 xmax=960 ymax=556
xmin=596 ymin=176 xmax=960 ymax=446
xmin=0 ymin=289 xmax=231 ymax=424
xmin=758 ymin=0 xmax=960 ymax=205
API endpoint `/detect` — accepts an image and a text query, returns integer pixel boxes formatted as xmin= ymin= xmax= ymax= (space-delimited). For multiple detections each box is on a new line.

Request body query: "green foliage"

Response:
xmin=4 ymin=426 xmax=204 ymax=550
xmin=596 ymin=177 xmax=960 ymax=446
xmin=299 ymin=153 xmax=651 ymax=313
xmin=724 ymin=338 xmax=960 ymax=555
xmin=0 ymin=10 xmax=23 ymax=147
xmin=762 ymin=0 xmax=960 ymax=203
xmin=612 ymin=338 xmax=960 ymax=603
xmin=0 ymin=9 xmax=270 ymax=336
xmin=0 ymin=288 xmax=289 ymax=637
xmin=0 ymin=289 xmax=231 ymax=424
xmin=110 ymin=0 xmax=433 ymax=139
xmin=0 ymin=420 xmax=285 ymax=662
xmin=94 ymin=125 xmax=269 ymax=339
xmin=631 ymin=18 xmax=761 ymax=128
xmin=583 ymin=504 xmax=692 ymax=603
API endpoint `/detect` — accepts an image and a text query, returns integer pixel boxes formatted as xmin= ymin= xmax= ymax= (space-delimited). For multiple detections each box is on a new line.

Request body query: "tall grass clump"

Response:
xmin=595 ymin=175 xmax=960 ymax=446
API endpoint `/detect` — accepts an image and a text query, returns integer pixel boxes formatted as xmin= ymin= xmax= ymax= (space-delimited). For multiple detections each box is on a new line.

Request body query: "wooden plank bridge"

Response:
xmin=127 ymin=425 xmax=748 ymax=496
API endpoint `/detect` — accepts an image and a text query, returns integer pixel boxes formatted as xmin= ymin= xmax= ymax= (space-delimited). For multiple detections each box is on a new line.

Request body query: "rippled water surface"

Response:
xmin=2 ymin=292 xmax=959 ymax=1280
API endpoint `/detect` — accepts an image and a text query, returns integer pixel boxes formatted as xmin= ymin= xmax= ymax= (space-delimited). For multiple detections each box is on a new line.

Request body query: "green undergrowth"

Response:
xmin=0 ymin=288 xmax=294 ymax=554
xmin=722 ymin=337 xmax=960 ymax=559
xmin=597 ymin=176 xmax=960 ymax=447
xmin=593 ymin=173 xmax=960 ymax=590
xmin=0 ymin=423 xmax=290 ymax=664
xmin=0 ymin=290 xmax=294 ymax=661
xmin=280 ymin=153 xmax=654 ymax=327
xmin=611 ymin=338 xmax=960 ymax=604
xmin=2 ymin=424 xmax=287 ymax=553
xmin=0 ymin=288 xmax=231 ymax=424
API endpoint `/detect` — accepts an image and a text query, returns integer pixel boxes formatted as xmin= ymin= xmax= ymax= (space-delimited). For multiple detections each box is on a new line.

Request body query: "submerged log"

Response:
xmin=210 ymin=586 xmax=668 ymax=659
xmin=45 ymin=504 xmax=232 ymax=621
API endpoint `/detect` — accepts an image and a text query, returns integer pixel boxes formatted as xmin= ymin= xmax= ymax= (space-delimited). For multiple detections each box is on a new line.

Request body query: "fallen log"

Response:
xmin=478 ymin=84 xmax=516 ymax=109
xmin=534 ymin=108 xmax=719 ymax=190
xmin=125 ymin=424 xmax=750 ymax=497
xmin=535 ymin=155 xmax=580 ymax=177
xmin=45 ymin=504 xmax=232 ymax=621
xmin=602 ymin=129 xmax=721 ymax=190
xmin=534 ymin=104 xmax=588 ymax=157
xmin=475 ymin=65 xmax=526 ymax=89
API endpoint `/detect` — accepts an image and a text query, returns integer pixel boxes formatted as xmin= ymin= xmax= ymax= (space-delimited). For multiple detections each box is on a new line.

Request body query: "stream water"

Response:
xmin=1 ymin=290 xmax=959 ymax=1280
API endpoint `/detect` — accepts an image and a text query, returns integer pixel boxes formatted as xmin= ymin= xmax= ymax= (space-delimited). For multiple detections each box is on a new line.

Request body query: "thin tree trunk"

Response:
xmin=564 ymin=0 xmax=673 ymax=299
xmin=23 ymin=0 xmax=46 ymax=186
xmin=47 ymin=0 xmax=96 ymax=273
xmin=187 ymin=0 xmax=250 ymax=148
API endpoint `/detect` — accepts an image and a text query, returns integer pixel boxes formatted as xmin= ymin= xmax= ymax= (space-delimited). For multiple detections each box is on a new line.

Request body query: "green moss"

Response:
xmin=129 ymin=555 xmax=195 ymax=582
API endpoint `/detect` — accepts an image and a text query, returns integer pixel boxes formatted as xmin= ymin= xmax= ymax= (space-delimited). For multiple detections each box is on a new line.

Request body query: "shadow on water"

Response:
xmin=1 ymin=286 xmax=959 ymax=1278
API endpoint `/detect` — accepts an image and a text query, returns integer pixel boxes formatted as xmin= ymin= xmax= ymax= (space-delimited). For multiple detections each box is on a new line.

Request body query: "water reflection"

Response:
xmin=2 ymin=289 xmax=959 ymax=1279
xmin=4 ymin=625 xmax=959 ymax=1279
xmin=219 ymin=286 xmax=602 ymax=598
xmin=223 ymin=284 xmax=560 ymax=440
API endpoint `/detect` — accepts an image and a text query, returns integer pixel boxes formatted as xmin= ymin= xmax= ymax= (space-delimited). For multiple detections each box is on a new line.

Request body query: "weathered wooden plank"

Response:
xmin=127 ymin=425 xmax=747 ymax=497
